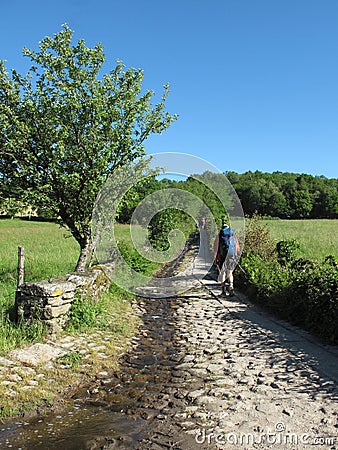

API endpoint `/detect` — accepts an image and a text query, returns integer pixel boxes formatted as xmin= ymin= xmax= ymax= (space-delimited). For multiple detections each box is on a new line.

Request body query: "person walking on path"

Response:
xmin=214 ymin=221 xmax=240 ymax=296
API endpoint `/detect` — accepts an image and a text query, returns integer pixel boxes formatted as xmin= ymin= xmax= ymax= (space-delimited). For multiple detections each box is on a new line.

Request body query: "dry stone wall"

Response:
xmin=15 ymin=264 xmax=114 ymax=334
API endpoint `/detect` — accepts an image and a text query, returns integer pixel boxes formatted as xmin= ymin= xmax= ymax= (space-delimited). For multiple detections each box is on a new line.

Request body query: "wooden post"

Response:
xmin=17 ymin=246 xmax=25 ymax=287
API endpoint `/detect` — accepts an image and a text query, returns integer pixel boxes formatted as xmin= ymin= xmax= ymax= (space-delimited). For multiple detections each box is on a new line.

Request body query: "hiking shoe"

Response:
xmin=229 ymin=286 xmax=234 ymax=297
xmin=221 ymin=287 xmax=227 ymax=297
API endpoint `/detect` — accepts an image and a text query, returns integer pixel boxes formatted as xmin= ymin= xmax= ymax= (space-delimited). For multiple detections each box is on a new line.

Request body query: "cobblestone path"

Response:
xmin=126 ymin=279 xmax=337 ymax=450
xmin=0 ymin=261 xmax=337 ymax=449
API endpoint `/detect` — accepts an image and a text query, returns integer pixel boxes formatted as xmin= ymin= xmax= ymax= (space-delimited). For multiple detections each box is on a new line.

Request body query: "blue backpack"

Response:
xmin=219 ymin=227 xmax=237 ymax=257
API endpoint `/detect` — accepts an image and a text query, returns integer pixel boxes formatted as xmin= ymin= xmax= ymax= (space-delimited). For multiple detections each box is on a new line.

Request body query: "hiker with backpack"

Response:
xmin=214 ymin=221 xmax=240 ymax=296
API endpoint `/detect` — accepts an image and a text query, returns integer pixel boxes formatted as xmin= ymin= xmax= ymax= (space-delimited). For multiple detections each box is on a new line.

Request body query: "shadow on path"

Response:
xmin=202 ymin=273 xmax=338 ymax=403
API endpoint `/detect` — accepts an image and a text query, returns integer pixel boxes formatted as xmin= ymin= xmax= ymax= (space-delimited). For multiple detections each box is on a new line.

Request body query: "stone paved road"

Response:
xmin=1 ymin=279 xmax=337 ymax=450
xmin=130 ymin=278 xmax=338 ymax=450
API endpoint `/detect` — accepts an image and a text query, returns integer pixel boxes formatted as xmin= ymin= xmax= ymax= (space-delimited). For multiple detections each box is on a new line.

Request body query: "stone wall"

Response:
xmin=15 ymin=264 xmax=114 ymax=334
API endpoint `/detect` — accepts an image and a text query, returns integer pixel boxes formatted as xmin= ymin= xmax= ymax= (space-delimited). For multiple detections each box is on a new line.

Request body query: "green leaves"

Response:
xmin=226 ymin=170 xmax=338 ymax=219
xmin=237 ymin=217 xmax=338 ymax=343
xmin=0 ymin=24 xmax=177 ymax=270
xmin=276 ymin=239 xmax=301 ymax=266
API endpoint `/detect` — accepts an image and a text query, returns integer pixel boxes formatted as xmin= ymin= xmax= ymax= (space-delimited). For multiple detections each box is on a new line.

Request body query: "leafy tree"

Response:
xmin=226 ymin=170 xmax=337 ymax=219
xmin=0 ymin=24 xmax=177 ymax=270
xmin=116 ymin=176 xmax=164 ymax=224
xmin=0 ymin=198 xmax=30 ymax=218
xmin=177 ymin=171 xmax=234 ymax=226
xmin=313 ymin=184 xmax=338 ymax=218
xmin=268 ymin=190 xmax=289 ymax=218
xmin=291 ymin=190 xmax=313 ymax=218
xmin=148 ymin=208 xmax=194 ymax=251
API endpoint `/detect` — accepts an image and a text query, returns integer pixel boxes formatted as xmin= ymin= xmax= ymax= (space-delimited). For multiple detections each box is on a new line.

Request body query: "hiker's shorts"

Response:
xmin=218 ymin=256 xmax=237 ymax=283
xmin=223 ymin=256 xmax=237 ymax=271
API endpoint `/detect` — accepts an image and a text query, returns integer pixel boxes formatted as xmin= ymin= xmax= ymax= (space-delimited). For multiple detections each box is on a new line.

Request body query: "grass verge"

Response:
xmin=0 ymin=218 xmax=79 ymax=354
xmin=0 ymin=284 xmax=139 ymax=418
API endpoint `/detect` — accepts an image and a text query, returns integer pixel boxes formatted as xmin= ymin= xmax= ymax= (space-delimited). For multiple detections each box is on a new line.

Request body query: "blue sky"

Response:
xmin=1 ymin=0 xmax=337 ymax=178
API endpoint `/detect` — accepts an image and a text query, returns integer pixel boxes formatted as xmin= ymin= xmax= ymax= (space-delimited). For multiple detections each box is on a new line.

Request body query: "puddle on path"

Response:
xmin=0 ymin=405 xmax=146 ymax=449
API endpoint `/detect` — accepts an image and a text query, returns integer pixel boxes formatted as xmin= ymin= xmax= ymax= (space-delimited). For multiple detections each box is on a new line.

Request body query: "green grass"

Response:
xmin=0 ymin=220 xmax=157 ymax=355
xmin=0 ymin=220 xmax=158 ymax=311
xmin=263 ymin=219 xmax=338 ymax=261
xmin=0 ymin=219 xmax=80 ymax=353
xmin=0 ymin=219 xmax=79 ymax=309
xmin=66 ymin=283 xmax=136 ymax=334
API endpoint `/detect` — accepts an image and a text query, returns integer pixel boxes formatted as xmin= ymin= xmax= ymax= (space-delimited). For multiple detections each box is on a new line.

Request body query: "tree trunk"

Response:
xmin=75 ymin=241 xmax=94 ymax=272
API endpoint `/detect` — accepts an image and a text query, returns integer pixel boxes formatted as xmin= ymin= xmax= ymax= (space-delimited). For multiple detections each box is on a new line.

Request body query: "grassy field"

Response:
xmin=1 ymin=218 xmax=335 ymax=341
xmin=0 ymin=219 xmax=79 ymax=310
xmin=0 ymin=220 xmax=155 ymax=355
xmin=0 ymin=220 xmax=138 ymax=309
xmin=263 ymin=219 xmax=338 ymax=261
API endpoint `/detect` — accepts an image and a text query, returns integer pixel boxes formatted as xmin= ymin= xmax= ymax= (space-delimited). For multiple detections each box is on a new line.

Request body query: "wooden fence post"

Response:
xmin=17 ymin=246 xmax=25 ymax=287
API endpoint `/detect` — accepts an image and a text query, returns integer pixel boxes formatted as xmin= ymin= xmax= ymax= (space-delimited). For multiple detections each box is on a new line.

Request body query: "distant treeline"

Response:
xmin=226 ymin=171 xmax=338 ymax=219
xmin=2 ymin=170 xmax=337 ymax=221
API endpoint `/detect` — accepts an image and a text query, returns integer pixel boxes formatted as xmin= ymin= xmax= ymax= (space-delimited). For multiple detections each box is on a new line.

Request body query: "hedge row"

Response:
xmin=236 ymin=219 xmax=338 ymax=344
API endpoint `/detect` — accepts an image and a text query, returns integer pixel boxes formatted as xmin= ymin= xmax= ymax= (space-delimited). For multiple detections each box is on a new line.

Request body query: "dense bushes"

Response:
xmin=287 ymin=257 xmax=337 ymax=341
xmin=148 ymin=209 xmax=195 ymax=251
xmin=237 ymin=217 xmax=338 ymax=343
